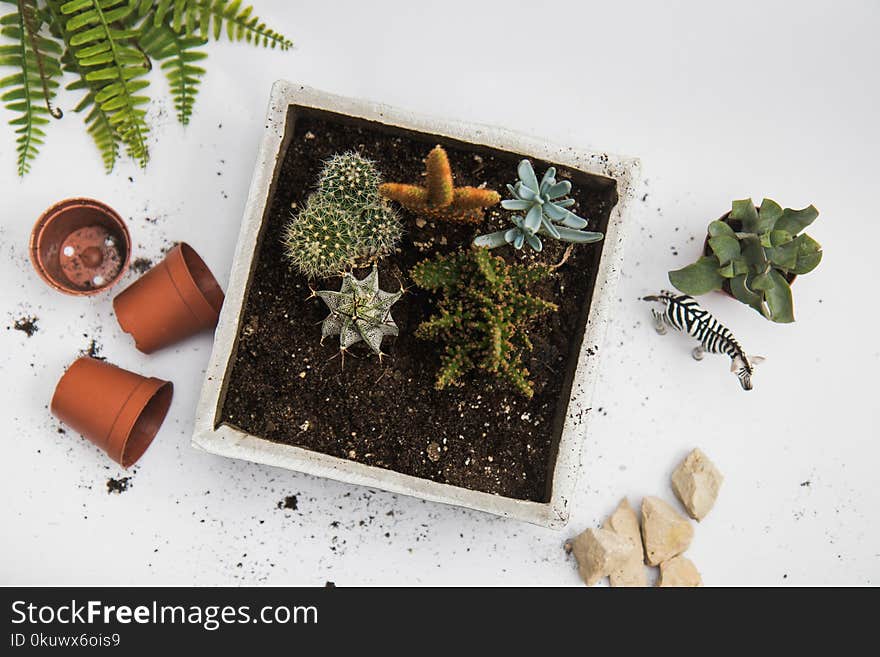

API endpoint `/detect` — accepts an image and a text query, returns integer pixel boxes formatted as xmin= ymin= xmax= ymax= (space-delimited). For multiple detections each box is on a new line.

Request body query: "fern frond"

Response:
xmin=67 ymin=51 xmax=119 ymax=171
xmin=0 ymin=0 xmax=63 ymax=176
xmin=156 ymin=0 xmax=291 ymax=49
xmin=44 ymin=0 xmax=119 ymax=171
xmin=139 ymin=18 xmax=206 ymax=125
xmin=59 ymin=0 xmax=151 ymax=167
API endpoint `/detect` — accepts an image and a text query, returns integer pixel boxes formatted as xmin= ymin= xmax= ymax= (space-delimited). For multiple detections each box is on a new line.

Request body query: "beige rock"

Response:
xmin=568 ymin=528 xmax=633 ymax=586
xmin=641 ymin=496 xmax=694 ymax=566
xmin=602 ymin=498 xmax=647 ymax=587
xmin=658 ymin=555 xmax=703 ymax=587
xmin=671 ymin=448 xmax=724 ymax=521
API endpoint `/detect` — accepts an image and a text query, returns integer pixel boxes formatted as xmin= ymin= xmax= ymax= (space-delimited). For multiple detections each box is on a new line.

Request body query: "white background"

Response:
xmin=1 ymin=0 xmax=877 ymax=586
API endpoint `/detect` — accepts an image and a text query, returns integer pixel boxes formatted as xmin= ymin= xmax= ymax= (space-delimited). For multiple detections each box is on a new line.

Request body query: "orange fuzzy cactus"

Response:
xmin=379 ymin=145 xmax=500 ymax=224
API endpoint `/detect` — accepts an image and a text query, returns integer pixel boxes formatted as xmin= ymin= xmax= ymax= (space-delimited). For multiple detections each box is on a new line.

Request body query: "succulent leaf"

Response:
xmin=730 ymin=198 xmax=759 ymax=231
xmin=668 ymin=255 xmax=724 ymax=295
xmin=791 ymin=233 xmax=822 ymax=274
xmin=768 ymin=229 xmax=792 ymax=246
xmin=475 ymin=158 xmax=602 ymax=252
xmin=708 ymin=219 xmax=736 ymax=238
xmin=775 ymin=204 xmax=819 ymax=235
xmin=729 ymin=274 xmax=765 ymax=314
xmin=517 ymin=158 xmax=539 ymax=192
xmin=708 ymin=234 xmax=740 ymax=265
xmin=765 ymin=239 xmax=799 ymax=271
xmin=763 ymin=269 xmax=794 ymax=323
xmin=755 ymin=198 xmax=783 ymax=233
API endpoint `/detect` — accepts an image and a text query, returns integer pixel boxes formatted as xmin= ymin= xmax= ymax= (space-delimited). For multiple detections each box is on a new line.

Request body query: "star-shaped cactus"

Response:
xmin=379 ymin=145 xmax=500 ymax=224
xmin=313 ymin=266 xmax=403 ymax=357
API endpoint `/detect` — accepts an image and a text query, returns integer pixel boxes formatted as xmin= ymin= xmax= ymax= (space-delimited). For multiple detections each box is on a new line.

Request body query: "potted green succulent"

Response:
xmin=668 ymin=198 xmax=822 ymax=323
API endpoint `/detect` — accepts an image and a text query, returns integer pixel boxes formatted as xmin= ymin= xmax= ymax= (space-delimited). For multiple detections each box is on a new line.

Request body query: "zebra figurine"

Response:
xmin=644 ymin=290 xmax=765 ymax=391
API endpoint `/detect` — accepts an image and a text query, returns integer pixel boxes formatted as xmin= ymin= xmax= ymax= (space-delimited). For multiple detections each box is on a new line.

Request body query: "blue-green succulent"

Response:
xmin=473 ymin=159 xmax=603 ymax=252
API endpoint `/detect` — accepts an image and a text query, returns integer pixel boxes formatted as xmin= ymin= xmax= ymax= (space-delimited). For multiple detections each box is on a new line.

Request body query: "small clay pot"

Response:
xmin=51 ymin=357 xmax=173 ymax=468
xmin=703 ymin=210 xmax=797 ymax=298
xmin=113 ymin=243 xmax=224 ymax=354
xmin=30 ymin=198 xmax=131 ymax=295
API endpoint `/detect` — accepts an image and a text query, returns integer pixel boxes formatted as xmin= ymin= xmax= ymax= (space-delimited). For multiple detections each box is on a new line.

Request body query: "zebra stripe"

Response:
xmin=650 ymin=291 xmax=747 ymax=362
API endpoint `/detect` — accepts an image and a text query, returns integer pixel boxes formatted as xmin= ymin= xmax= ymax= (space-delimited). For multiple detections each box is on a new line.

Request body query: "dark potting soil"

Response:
xmin=220 ymin=109 xmax=618 ymax=502
xmin=79 ymin=338 xmax=105 ymax=361
xmin=131 ymin=257 xmax=153 ymax=274
xmin=277 ymin=495 xmax=298 ymax=510
xmin=12 ymin=315 xmax=39 ymax=337
xmin=106 ymin=477 xmax=132 ymax=494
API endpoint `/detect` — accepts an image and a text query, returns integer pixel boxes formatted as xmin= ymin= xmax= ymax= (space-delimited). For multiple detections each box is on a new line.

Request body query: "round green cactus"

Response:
xmin=282 ymin=195 xmax=357 ymax=279
xmin=283 ymin=151 xmax=403 ymax=279
xmin=359 ymin=202 xmax=402 ymax=258
xmin=317 ymin=152 xmax=382 ymax=211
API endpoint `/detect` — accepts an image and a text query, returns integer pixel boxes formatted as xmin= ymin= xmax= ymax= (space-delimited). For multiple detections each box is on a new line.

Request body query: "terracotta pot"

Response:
xmin=703 ymin=210 xmax=797 ymax=298
xmin=29 ymin=198 xmax=131 ymax=295
xmin=51 ymin=357 xmax=173 ymax=467
xmin=113 ymin=243 xmax=224 ymax=354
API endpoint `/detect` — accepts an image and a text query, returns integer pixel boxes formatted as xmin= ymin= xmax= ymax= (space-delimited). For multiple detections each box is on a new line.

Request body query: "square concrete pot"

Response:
xmin=193 ymin=81 xmax=640 ymax=528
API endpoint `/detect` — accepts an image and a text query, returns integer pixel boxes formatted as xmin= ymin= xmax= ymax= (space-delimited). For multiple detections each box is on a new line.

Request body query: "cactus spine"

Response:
xmin=283 ymin=152 xmax=402 ymax=279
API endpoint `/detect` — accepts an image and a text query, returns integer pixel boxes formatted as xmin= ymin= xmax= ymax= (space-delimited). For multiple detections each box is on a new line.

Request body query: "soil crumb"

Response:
xmin=131 ymin=257 xmax=153 ymax=274
xmin=80 ymin=338 xmax=105 ymax=361
xmin=277 ymin=495 xmax=298 ymax=510
xmin=12 ymin=316 xmax=39 ymax=337
xmin=106 ymin=477 xmax=132 ymax=494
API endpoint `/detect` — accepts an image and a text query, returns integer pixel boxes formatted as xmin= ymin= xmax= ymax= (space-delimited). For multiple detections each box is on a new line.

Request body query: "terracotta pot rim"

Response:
xmin=112 ymin=242 xmax=224 ymax=354
xmin=29 ymin=197 xmax=131 ymax=296
xmin=107 ymin=377 xmax=173 ymax=467
xmin=50 ymin=357 xmax=173 ymax=468
xmin=169 ymin=243 xmax=224 ymax=321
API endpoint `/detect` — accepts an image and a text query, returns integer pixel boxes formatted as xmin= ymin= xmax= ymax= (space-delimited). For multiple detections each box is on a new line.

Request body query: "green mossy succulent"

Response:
xmin=283 ymin=151 xmax=402 ymax=278
xmin=411 ymin=247 xmax=558 ymax=398
xmin=313 ymin=266 xmax=403 ymax=358
xmin=669 ymin=198 xmax=822 ymax=323
xmin=474 ymin=159 xmax=603 ymax=252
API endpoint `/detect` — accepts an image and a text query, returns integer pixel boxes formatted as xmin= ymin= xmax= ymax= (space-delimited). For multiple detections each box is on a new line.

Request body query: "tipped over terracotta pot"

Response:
xmin=51 ymin=357 xmax=173 ymax=468
xmin=113 ymin=243 xmax=224 ymax=354
xmin=30 ymin=198 xmax=131 ymax=295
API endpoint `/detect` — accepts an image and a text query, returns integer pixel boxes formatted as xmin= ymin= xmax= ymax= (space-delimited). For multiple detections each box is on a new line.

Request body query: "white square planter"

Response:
xmin=193 ymin=81 xmax=640 ymax=528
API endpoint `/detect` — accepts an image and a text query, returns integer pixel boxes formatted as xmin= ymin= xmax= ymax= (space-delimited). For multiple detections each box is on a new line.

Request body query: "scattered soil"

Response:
xmin=220 ymin=109 xmax=618 ymax=502
xmin=106 ymin=477 xmax=132 ymax=494
xmin=131 ymin=257 xmax=153 ymax=274
xmin=80 ymin=338 xmax=105 ymax=361
xmin=277 ymin=495 xmax=298 ymax=510
xmin=12 ymin=315 xmax=39 ymax=337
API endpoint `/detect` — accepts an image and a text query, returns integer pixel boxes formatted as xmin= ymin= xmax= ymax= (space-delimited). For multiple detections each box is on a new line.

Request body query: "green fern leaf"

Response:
xmin=139 ymin=19 xmax=206 ymax=125
xmin=65 ymin=50 xmax=119 ymax=171
xmin=45 ymin=0 xmax=120 ymax=171
xmin=158 ymin=0 xmax=291 ymax=49
xmin=0 ymin=0 xmax=63 ymax=176
xmin=59 ymin=0 xmax=151 ymax=167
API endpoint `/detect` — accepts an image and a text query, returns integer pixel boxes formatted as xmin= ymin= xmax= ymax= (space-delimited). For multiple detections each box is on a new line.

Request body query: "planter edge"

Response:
xmin=193 ymin=81 xmax=640 ymax=529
